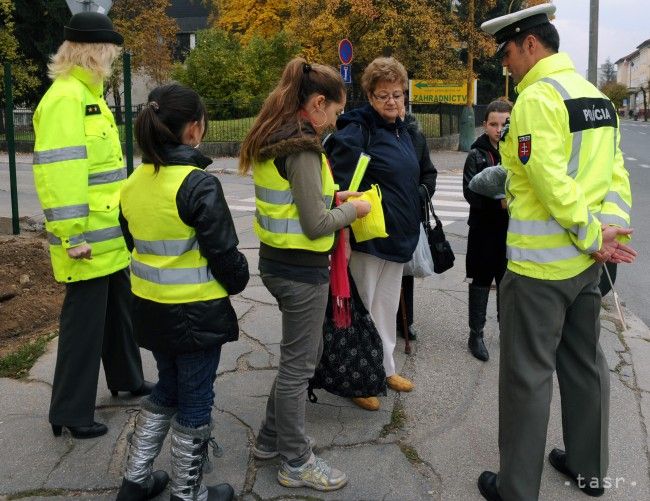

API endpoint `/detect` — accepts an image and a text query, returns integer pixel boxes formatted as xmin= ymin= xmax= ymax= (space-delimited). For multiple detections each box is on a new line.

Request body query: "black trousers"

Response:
xmin=49 ymin=268 xmax=144 ymax=426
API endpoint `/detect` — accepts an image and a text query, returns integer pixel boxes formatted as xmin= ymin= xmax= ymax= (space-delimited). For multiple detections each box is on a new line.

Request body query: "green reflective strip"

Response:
xmin=507 ymin=244 xmax=582 ymax=263
xmin=540 ymin=78 xmax=580 ymax=178
xmin=33 ymin=146 xmax=87 ymax=165
xmin=255 ymin=185 xmax=293 ymax=205
xmin=131 ymin=259 xmax=212 ymax=285
xmin=88 ymin=167 xmax=127 ymax=186
xmin=134 ymin=237 xmax=198 ymax=256
xmin=603 ymin=192 xmax=631 ymax=214
xmin=47 ymin=226 xmax=123 ymax=245
xmin=43 ymin=204 xmax=89 ymax=222
xmin=256 ymin=211 xmax=303 ymax=234
xmin=600 ymin=214 xmax=629 ymax=228
xmin=349 ymin=153 xmax=371 ymax=192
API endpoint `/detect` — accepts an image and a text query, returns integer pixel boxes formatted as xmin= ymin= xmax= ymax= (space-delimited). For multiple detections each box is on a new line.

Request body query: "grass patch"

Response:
xmin=399 ymin=442 xmax=423 ymax=464
xmin=0 ymin=332 xmax=57 ymax=379
xmin=380 ymin=400 xmax=407 ymax=437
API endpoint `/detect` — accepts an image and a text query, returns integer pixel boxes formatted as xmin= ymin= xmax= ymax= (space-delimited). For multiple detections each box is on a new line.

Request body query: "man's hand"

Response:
xmin=336 ymin=190 xmax=362 ymax=202
xmin=66 ymin=243 xmax=92 ymax=260
xmin=591 ymin=226 xmax=636 ymax=264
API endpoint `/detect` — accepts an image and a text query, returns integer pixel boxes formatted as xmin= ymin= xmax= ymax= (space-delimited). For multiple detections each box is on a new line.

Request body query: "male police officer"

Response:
xmin=476 ymin=4 xmax=637 ymax=500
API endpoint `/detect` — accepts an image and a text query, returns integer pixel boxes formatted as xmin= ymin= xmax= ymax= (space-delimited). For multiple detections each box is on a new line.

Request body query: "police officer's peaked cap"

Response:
xmin=64 ymin=12 xmax=123 ymax=46
xmin=481 ymin=3 xmax=556 ymax=57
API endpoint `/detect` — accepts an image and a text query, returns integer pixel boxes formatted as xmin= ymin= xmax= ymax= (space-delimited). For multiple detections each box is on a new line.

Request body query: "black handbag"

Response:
xmin=423 ymin=186 xmax=455 ymax=274
xmin=308 ymin=272 xmax=387 ymax=401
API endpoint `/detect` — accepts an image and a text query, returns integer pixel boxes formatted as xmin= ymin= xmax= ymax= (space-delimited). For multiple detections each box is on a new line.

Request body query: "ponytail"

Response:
xmin=134 ymin=83 xmax=207 ymax=173
xmin=239 ymin=57 xmax=344 ymax=174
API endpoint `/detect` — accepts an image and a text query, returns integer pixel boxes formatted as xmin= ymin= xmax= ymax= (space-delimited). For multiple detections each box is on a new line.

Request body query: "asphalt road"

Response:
xmin=616 ymin=119 xmax=650 ymax=326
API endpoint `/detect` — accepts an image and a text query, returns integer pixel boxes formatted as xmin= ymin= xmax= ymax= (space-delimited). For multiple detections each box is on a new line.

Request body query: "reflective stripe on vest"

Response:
xmin=88 ymin=167 xmax=127 ymax=186
xmin=120 ymin=163 xmax=228 ymax=303
xmin=47 ymin=225 xmax=123 ymax=246
xmin=43 ymin=203 xmax=90 ymax=222
xmin=253 ymin=153 xmax=337 ymax=252
xmin=33 ymin=145 xmax=87 ymax=164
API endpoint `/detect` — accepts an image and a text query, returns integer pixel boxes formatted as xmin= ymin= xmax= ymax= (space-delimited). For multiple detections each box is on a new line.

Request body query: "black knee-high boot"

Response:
xmin=468 ymin=284 xmax=490 ymax=361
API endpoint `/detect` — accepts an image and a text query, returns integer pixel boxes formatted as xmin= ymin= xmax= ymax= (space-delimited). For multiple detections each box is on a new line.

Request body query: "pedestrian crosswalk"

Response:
xmin=225 ymin=173 xmax=469 ymax=227
xmin=432 ymin=173 xmax=468 ymax=227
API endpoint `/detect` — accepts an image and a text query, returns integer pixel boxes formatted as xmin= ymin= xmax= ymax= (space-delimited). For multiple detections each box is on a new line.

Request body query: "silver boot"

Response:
xmin=169 ymin=419 xmax=233 ymax=501
xmin=117 ymin=399 xmax=174 ymax=500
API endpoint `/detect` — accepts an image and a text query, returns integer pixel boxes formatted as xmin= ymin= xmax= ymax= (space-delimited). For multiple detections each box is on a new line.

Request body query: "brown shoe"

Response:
xmin=387 ymin=375 xmax=414 ymax=392
xmin=351 ymin=396 xmax=380 ymax=411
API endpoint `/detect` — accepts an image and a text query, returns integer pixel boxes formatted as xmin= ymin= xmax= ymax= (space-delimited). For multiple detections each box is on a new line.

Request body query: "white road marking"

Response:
xmin=626 ymin=157 xmax=637 ymax=161
xmin=432 ymin=199 xmax=469 ymax=207
xmin=639 ymin=164 xmax=650 ymax=169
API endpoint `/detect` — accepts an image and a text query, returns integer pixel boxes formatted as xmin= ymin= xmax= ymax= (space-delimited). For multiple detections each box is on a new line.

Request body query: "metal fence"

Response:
xmin=1 ymin=101 xmax=486 ymax=148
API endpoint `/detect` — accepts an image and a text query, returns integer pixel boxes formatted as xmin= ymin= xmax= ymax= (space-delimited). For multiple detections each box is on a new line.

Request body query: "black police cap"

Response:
xmin=64 ymin=12 xmax=123 ymax=46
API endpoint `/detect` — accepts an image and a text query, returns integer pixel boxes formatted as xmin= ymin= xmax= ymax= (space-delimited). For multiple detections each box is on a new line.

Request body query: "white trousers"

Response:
xmin=349 ymin=251 xmax=404 ymax=377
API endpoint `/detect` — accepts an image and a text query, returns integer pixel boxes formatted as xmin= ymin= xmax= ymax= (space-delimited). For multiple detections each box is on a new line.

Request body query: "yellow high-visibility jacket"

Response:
xmin=32 ymin=66 xmax=129 ymax=283
xmin=502 ymin=52 xmax=632 ymax=280
xmin=253 ymin=154 xmax=337 ymax=252
xmin=120 ymin=163 xmax=228 ymax=304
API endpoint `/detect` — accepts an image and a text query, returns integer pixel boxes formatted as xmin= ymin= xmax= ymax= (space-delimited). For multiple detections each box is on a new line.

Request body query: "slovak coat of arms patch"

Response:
xmin=518 ymin=134 xmax=531 ymax=164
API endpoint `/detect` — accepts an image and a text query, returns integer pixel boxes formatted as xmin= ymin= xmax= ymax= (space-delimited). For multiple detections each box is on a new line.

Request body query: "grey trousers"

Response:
xmin=49 ymin=268 xmax=145 ymax=426
xmin=257 ymin=273 xmax=328 ymax=465
xmin=497 ymin=264 xmax=609 ymax=500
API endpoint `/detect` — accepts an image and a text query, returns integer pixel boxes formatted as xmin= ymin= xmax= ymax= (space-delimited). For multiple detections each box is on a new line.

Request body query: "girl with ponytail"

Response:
xmin=117 ymin=83 xmax=249 ymax=501
xmin=241 ymin=58 xmax=370 ymax=492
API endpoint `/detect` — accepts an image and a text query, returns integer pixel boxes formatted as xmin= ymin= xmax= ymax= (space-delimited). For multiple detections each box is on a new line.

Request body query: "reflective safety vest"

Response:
xmin=120 ymin=164 xmax=228 ymax=304
xmin=32 ymin=66 xmax=129 ymax=283
xmin=253 ymin=154 xmax=337 ymax=252
xmin=502 ymin=52 xmax=632 ymax=280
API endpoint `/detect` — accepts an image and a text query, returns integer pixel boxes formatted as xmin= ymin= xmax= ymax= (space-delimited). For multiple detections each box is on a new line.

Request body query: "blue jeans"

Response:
xmin=149 ymin=347 xmax=221 ymax=428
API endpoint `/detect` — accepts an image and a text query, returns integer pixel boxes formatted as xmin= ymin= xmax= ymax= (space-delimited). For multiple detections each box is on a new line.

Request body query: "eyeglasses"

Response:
xmin=372 ymin=92 xmax=405 ymax=103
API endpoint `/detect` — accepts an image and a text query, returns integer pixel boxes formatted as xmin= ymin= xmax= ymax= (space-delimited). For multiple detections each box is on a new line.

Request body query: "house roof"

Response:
xmin=637 ymin=38 xmax=650 ymax=50
xmin=167 ymin=0 xmax=210 ymax=33
xmin=615 ymin=50 xmax=640 ymax=65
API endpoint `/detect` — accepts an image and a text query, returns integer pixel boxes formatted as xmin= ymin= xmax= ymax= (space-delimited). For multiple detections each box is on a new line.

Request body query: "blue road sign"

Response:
xmin=340 ymin=64 xmax=352 ymax=84
xmin=338 ymin=39 xmax=353 ymax=65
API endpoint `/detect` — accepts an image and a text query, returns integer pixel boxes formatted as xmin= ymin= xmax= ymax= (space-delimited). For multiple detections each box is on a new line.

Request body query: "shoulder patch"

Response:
xmin=518 ymin=134 xmax=531 ymax=164
xmin=85 ymin=104 xmax=101 ymax=116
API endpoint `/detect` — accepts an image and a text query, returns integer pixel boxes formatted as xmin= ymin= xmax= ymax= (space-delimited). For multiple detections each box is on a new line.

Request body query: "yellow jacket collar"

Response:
xmin=516 ymin=52 xmax=575 ymax=94
xmin=69 ymin=66 xmax=104 ymax=96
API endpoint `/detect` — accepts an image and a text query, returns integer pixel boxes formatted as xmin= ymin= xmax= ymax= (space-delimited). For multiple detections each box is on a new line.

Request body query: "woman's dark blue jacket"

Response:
xmin=324 ymin=104 xmax=420 ymax=263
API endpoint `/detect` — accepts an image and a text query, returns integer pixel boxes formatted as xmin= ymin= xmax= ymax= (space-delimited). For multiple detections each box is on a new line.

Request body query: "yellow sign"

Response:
xmin=410 ymin=80 xmax=468 ymax=104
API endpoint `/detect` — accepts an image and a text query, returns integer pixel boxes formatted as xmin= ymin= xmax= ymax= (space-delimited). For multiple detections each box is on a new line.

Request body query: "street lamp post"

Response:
xmin=459 ymin=0 xmax=476 ymax=152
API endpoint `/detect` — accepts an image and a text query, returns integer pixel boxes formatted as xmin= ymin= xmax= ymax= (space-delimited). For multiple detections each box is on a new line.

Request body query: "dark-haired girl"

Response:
xmin=239 ymin=58 xmax=370 ymax=492
xmin=117 ymin=83 xmax=249 ymax=501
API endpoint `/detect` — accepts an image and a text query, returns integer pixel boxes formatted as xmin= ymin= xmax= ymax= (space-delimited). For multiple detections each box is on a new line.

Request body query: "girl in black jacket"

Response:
xmin=462 ymin=99 xmax=511 ymax=362
xmin=117 ymin=84 xmax=248 ymax=501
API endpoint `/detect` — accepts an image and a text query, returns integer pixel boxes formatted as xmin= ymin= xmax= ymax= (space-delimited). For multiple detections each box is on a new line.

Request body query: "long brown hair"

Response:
xmin=239 ymin=57 xmax=344 ymax=174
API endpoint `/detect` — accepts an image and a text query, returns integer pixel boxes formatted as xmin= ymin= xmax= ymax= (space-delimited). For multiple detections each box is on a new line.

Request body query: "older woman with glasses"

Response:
xmin=324 ymin=57 xmax=421 ymax=411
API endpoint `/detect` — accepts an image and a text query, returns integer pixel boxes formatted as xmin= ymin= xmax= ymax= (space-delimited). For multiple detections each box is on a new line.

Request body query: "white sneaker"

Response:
xmin=277 ymin=453 xmax=348 ymax=491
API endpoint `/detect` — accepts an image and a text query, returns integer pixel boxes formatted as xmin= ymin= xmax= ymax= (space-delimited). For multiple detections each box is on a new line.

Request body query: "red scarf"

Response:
xmin=327 ymin=157 xmax=352 ymax=328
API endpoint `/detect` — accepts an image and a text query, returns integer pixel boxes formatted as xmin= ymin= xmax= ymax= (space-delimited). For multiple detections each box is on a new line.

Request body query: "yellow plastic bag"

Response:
xmin=348 ymin=184 xmax=389 ymax=242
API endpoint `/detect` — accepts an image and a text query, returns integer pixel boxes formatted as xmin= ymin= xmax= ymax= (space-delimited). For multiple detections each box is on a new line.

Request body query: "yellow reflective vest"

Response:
xmin=120 ymin=164 xmax=228 ymax=304
xmin=32 ymin=66 xmax=129 ymax=283
xmin=253 ymin=154 xmax=337 ymax=252
xmin=502 ymin=52 xmax=632 ymax=280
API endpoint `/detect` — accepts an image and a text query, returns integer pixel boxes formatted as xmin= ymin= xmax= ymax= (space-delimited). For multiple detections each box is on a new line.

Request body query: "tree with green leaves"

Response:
xmin=600 ymin=81 xmax=628 ymax=109
xmin=11 ymin=0 xmax=69 ymax=106
xmin=0 ymin=0 xmax=40 ymax=109
xmin=173 ymin=28 xmax=300 ymax=118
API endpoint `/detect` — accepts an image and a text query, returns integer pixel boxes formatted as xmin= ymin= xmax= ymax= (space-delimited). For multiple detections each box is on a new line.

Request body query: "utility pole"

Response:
xmin=587 ymin=0 xmax=599 ymax=85
xmin=459 ymin=0 xmax=475 ymax=152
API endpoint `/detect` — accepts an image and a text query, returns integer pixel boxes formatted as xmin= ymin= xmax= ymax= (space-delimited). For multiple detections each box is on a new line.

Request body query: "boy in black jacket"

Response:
xmin=462 ymin=99 xmax=511 ymax=361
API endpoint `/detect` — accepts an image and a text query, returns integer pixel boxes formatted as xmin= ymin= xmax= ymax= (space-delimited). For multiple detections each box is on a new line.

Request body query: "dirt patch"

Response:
xmin=0 ymin=233 xmax=63 ymax=358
